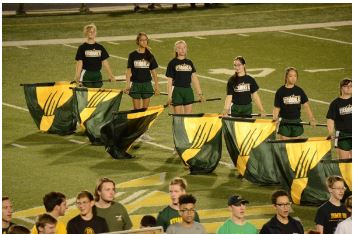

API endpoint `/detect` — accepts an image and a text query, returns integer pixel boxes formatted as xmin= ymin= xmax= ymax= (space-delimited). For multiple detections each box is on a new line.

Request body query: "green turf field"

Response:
xmin=2 ymin=3 xmax=352 ymax=233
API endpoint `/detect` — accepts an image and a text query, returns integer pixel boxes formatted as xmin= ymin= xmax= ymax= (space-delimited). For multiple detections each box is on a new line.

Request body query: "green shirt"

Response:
xmin=156 ymin=205 xmax=200 ymax=231
xmin=93 ymin=202 xmax=132 ymax=232
xmin=216 ymin=218 xmax=258 ymax=234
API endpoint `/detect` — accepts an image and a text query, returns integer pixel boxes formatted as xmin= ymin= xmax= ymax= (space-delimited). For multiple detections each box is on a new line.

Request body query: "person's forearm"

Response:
xmin=102 ymin=60 xmax=114 ymax=78
xmin=252 ymin=92 xmax=265 ymax=112
xmin=75 ymin=61 xmax=83 ymax=82
xmin=327 ymin=119 xmax=335 ymax=136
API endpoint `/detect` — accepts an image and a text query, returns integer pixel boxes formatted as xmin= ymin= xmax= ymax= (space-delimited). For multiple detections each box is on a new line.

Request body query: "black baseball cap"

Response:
xmin=228 ymin=195 xmax=249 ymax=206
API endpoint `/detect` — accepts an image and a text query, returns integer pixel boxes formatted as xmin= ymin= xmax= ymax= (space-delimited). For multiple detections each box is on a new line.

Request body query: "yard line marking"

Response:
xmin=107 ymin=41 xmax=120 ymax=45
xmin=279 ymin=30 xmax=352 ymax=45
xmin=69 ymin=139 xmax=86 ymax=144
xmin=3 ymin=103 xmax=29 ymax=111
xmin=304 ymin=68 xmax=344 ymax=73
xmin=62 ymin=43 xmax=78 ymax=49
xmin=149 ymin=38 xmax=163 ymax=42
xmin=110 ymin=54 xmax=128 ymax=61
xmin=11 ymin=144 xmax=27 ymax=149
xmin=16 ymin=46 xmax=28 ymax=49
xmin=194 ymin=36 xmax=207 ymax=39
xmin=237 ymin=33 xmax=250 ymax=37
xmin=16 ymin=217 xmax=35 ymax=224
xmin=324 ymin=27 xmax=338 ymax=30
xmin=4 ymin=21 xmax=351 ymax=47
xmin=120 ymin=190 xmax=149 ymax=204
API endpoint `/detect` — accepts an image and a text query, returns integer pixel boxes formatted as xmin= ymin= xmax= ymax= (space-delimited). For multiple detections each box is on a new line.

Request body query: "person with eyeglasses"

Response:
xmin=259 ymin=190 xmax=304 ymax=234
xmin=93 ymin=177 xmax=132 ymax=231
xmin=315 ymin=175 xmax=349 ymax=234
xmin=326 ymin=79 xmax=352 ymax=159
xmin=67 ymin=191 xmax=108 ymax=234
xmin=216 ymin=195 xmax=257 ymax=234
xmin=222 ymin=56 xmax=266 ymax=117
xmin=166 ymin=194 xmax=206 ymax=234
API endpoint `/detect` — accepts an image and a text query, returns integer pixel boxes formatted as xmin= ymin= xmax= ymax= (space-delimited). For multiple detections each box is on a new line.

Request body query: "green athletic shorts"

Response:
xmin=129 ymin=82 xmax=154 ymax=99
xmin=172 ymin=87 xmax=194 ymax=106
xmin=82 ymin=70 xmax=103 ymax=88
xmin=278 ymin=119 xmax=304 ymax=137
xmin=231 ymin=103 xmax=252 ymax=117
xmin=336 ymin=131 xmax=352 ymax=151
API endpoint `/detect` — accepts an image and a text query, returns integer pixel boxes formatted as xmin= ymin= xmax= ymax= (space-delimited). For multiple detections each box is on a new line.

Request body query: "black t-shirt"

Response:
xmin=75 ymin=43 xmax=109 ymax=71
xmin=227 ymin=74 xmax=259 ymax=105
xmin=2 ymin=222 xmax=15 ymax=234
xmin=127 ymin=50 xmax=158 ymax=83
xmin=165 ymin=58 xmax=196 ymax=88
xmin=326 ymin=97 xmax=352 ymax=133
xmin=277 ymin=219 xmax=302 ymax=234
xmin=274 ymin=85 xmax=309 ymax=119
xmin=314 ymin=201 xmax=349 ymax=234
xmin=67 ymin=215 xmax=109 ymax=234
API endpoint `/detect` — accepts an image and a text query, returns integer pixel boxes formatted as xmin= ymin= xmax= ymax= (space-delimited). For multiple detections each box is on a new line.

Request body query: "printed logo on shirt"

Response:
xmin=283 ymin=95 xmax=301 ymax=105
xmin=85 ymin=49 xmax=102 ymax=58
xmin=175 ymin=64 xmax=192 ymax=72
xmin=330 ymin=212 xmax=347 ymax=220
xmin=234 ymin=82 xmax=250 ymax=92
xmin=339 ymin=104 xmax=352 ymax=115
xmin=84 ymin=227 xmax=95 ymax=234
xmin=115 ymin=215 xmax=122 ymax=221
xmin=169 ymin=217 xmax=182 ymax=225
xmin=134 ymin=59 xmax=150 ymax=69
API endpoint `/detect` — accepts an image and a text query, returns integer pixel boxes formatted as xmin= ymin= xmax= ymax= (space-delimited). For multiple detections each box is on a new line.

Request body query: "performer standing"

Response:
xmin=166 ymin=40 xmax=205 ymax=114
xmin=326 ymin=79 xmax=352 ymax=159
xmin=75 ymin=23 xmax=115 ymax=88
xmin=222 ymin=56 xmax=266 ymax=117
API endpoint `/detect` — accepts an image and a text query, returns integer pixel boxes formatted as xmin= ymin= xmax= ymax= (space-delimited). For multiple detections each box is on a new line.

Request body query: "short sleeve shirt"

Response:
xmin=93 ymin=202 xmax=132 ymax=231
xmin=127 ymin=50 xmax=158 ymax=83
xmin=75 ymin=43 xmax=109 ymax=71
xmin=227 ymin=75 xmax=259 ymax=105
xmin=326 ymin=97 xmax=352 ymax=133
xmin=274 ymin=85 xmax=309 ymax=119
xmin=166 ymin=58 xmax=196 ymax=88
xmin=315 ymin=201 xmax=349 ymax=234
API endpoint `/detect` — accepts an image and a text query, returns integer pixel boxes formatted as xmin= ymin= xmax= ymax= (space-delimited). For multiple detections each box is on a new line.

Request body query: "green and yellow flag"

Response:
xmin=172 ymin=113 xmax=222 ymax=174
xmin=73 ymin=87 xmax=123 ymax=144
xmin=100 ymin=105 xmax=164 ymax=159
xmin=222 ymin=117 xmax=279 ymax=184
xmin=23 ymin=81 xmax=76 ymax=135
xmin=271 ymin=137 xmax=350 ymax=205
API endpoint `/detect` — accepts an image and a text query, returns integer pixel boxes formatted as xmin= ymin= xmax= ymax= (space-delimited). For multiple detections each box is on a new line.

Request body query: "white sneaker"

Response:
xmin=140 ymin=133 xmax=154 ymax=141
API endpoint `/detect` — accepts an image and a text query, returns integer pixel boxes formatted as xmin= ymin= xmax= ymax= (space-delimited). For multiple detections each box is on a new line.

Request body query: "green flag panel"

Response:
xmin=172 ymin=113 xmax=222 ymax=174
xmin=73 ymin=87 xmax=123 ymax=144
xmin=23 ymin=81 xmax=76 ymax=135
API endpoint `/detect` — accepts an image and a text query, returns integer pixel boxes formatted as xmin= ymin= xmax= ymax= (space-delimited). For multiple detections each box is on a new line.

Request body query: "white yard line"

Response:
xmin=107 ymin=41 xmax=120 ymax=45
xmin=194 ymin=36 xmax=207 ymax=40
xmin=16 ymin=46 xmax=28 ymax=49
xmin=11 ymin=144 xmax=27 ymax=149
xmin=279 ymin=30 xmax=352 ymax=45
xmin=120 ymin=190 xmax=149 ymax=204
xmin=3 ymin=21 xmax=351 ymax=47
xmin=324 ymin=27 xmax=338 ymax=30
xmin=69 ymin=139 xmax=86 ymax=144
xmin=304 ymin=68 xmax=344 ymax=73
xmin=62 ymin=43 xmax=78 ymax=49
xmin=3 ymin=102 xmax=29 ymax=111
xmin=237 ymin=34 xmax=250 ymax=37
xmin=149 ymin=38 xmax=163 ymax=43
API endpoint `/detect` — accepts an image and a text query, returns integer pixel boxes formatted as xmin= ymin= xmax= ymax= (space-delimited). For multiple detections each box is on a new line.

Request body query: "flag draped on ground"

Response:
xmin=272 ymin=137 xmax=353 ymax=205
xmin=100 ymin=105 xmax=165 ymax=159
xmin=172 ymin=113 xmax=222 ymax=174
xmin=222 ymin=117 xmax=279 ymax=184
xmin=23 ymin=81 xmax=76 ymax=135
xmin=73 ymin=87 xmax=123 ymax=144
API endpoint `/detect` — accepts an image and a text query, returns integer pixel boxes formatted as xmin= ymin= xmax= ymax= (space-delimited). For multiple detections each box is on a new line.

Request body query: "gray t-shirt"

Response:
xmin=166 ymin=222 xmax=207 ymax=234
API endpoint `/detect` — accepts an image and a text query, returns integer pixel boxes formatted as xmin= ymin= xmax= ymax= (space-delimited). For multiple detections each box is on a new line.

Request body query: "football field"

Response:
xmin=2 ymin=3 xmax=352 ymax=233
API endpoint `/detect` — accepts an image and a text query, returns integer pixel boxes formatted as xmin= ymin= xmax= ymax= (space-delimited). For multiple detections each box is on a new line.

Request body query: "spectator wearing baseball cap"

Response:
xmin=216 ymin=195 xmax=258 ymax=234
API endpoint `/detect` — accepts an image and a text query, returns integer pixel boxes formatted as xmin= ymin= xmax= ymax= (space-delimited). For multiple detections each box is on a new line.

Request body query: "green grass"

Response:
xmin=2 ymin=3 xmax=351 ymax=233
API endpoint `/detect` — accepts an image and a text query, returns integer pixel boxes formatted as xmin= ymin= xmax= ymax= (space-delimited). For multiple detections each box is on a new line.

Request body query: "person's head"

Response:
xmin=271 ymin=190 xmax=292 ymax=220
xmin=327 ymin=175 xmax=346 ymax=201
xmin=174 ymin=40 xmax=187 ymax=58
xmin=94 ymin=177 xmax=116 ymax=202
xmin=284 ymin=67 xmax=298 ymax=85
xmin=227 ymin=195 xmax=249 ymax=220
xmin=169 ymin=177 xmax=187 ymax=205
xmin=136 ymin=32 xmax=149 ymax=48
xmin=345 ymin=195 xmax=352 ymax=215
xmin=35 ymin=214 xmax=57 ymax=234
xmin=233 ymin=56 xmax=246 ymax=76
xmin=8 ymin=225 xmax=30 ymax=234
xmin=2 ymin=196 xmax=13 ymax=223
xmin=339 ymin=78 xmax=352 ymax=96
xmin=140 ymin=215 xmax=156 ymax=228
xmin=42 ymin=192 xmax=67 ymax=216
xmin=76 ymin=191 xmax=95 ymax=217
xmin=178 ymin=194 xmax=196 ymax=224
xmin=83 ymin=23 xmax=97 ymax=39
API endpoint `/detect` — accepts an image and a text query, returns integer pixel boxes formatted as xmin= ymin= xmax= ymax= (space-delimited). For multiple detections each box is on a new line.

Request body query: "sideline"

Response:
xmin=3 ymin=21 xmax=351 ymax=47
